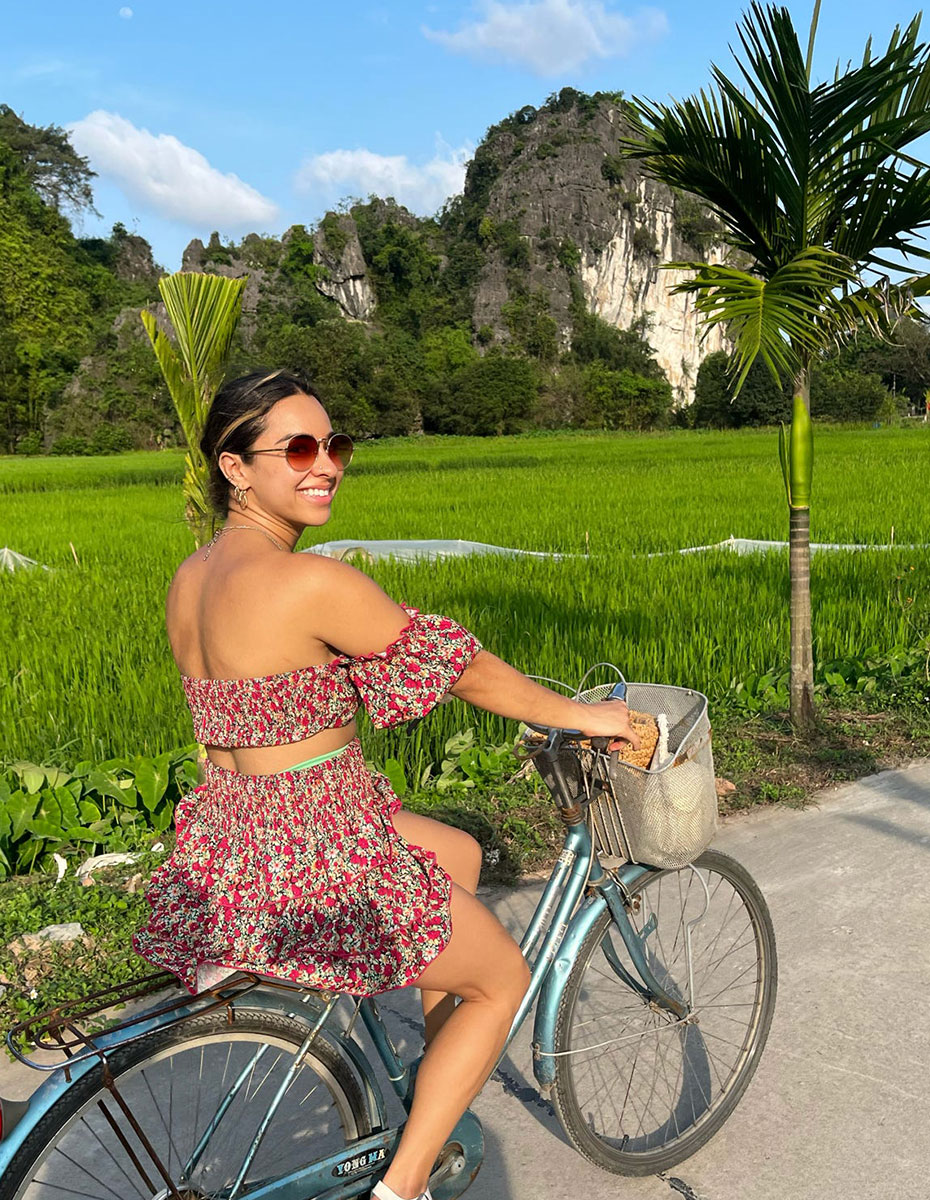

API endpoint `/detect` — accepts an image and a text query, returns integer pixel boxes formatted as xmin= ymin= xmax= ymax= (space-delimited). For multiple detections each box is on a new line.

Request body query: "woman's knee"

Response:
xmin=469 ymin=941 xmax=529 ymax=1019
xmin=413 ymin=886 xmax=528 ymax=1008
xmin=455 ymin=827 xmax=483 ymax=885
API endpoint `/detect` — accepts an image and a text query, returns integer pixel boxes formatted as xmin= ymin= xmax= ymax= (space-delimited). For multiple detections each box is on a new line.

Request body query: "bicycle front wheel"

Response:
xmin=551 ymin=849 xmax=777 ymax=1176
xmin=0 ymin=1004 xmax=372 ymax=1200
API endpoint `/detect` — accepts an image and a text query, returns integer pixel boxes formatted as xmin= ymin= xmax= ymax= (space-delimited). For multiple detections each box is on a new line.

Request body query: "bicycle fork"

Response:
xmin=529 ymin=841 xmax=697 ymax=1092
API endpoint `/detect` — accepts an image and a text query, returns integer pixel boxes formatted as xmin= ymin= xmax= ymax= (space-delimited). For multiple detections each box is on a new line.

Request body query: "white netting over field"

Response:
xmin=303 ymin=536 xmax=929 ymax=564
xmin=304 ymin=538 xmax=568 ymax=562
xmin=646 ymin=535 xmax=930 ymax=558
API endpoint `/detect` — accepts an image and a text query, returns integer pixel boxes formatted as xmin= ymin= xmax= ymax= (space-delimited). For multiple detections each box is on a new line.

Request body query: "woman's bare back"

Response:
xmin=166 ymin=539 xmax=357 ymax=774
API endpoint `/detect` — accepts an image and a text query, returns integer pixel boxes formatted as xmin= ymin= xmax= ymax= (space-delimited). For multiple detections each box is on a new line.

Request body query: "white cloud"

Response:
xmin=295 ymin=140 xmax=472 ymax=216
xmin=423 ymin=0 xmax=667 ymax=75
xmin=68 ymin=111 xmax=279 ymax=228
xmin=118 ymin=6 xmax=133 ymax=18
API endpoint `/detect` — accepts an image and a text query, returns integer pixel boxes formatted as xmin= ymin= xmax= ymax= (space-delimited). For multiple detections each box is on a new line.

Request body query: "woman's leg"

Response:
xmin=379 ymin=883 xmax=530 ymax=1200
xmin=391 ymin=810 xmax=482 ymax=1046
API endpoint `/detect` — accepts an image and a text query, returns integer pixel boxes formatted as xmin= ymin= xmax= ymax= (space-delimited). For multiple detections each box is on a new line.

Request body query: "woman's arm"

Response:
xmin=450 ymin=650 xmax=639 ymax=747
xmin=292 ymin=554 xmax=639 ymax=746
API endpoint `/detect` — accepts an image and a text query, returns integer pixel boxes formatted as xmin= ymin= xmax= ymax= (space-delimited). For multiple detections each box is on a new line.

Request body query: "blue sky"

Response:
xmin=3 ymin=0 xmax=928 ymax=269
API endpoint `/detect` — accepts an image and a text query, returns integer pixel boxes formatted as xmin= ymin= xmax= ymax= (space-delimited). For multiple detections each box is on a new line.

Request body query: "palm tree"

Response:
xmin=142 ymin=272 xmax=247 ymax=547
xmin=620 ymin=2 xmax=930 ymax=728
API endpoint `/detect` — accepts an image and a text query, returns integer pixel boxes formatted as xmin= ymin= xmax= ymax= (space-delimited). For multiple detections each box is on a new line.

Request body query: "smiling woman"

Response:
xmin=199 ymin=368 xmax=352 ymax=533
xmin=130 ymin=366 xmax=636 ymax=1200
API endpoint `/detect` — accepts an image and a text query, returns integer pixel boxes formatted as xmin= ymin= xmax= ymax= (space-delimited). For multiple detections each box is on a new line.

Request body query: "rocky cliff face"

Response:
xmin=467 ymin=94 xmax=728 ymax=402
xmin=172 ymin=92 xmax=728 ymax=406
xmin=182 ymin=235 xmax=266 ymax=335
xmin=311 ymin=215 xmax=376 ymax=321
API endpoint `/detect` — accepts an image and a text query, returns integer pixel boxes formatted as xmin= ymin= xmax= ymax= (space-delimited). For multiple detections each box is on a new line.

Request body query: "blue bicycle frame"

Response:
xmin=0 ymin=717 xmax=683 ymax=1199
xmin=0 ymin=830 xmax=674 ymax=1200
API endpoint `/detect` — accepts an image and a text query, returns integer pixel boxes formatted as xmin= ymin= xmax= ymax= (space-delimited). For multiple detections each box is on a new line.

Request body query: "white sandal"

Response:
xmin=371 ymin=1182 xmax=433 ymax=1200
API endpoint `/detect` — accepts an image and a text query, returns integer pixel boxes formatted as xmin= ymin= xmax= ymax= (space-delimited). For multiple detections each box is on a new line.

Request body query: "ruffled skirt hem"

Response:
xmin=131 ymin=739 xmax=453 ymax=997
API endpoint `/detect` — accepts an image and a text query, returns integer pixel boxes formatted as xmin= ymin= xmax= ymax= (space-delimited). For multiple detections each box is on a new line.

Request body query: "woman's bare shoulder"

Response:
xmin=165 ymin=547 xmax=206 ymax=611
xmin=281 ymin=551 xmax=412 ymax=655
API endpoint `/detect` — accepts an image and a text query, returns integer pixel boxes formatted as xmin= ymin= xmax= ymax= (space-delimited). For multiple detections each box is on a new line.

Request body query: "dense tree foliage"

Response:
xmin=693 ymin=335 xmax=920 ymax=429
xmin=0 ymin=114 xmax=164 ymax=453
xmin=0 ymin=105 xmax=97 ymax=214
xmin=692 ymin=352 xmax=790 ymax=428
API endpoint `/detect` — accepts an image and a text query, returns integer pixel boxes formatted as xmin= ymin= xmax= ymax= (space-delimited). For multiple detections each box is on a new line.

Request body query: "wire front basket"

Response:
xmin=533 ymin=681 xmax=718 ymax=870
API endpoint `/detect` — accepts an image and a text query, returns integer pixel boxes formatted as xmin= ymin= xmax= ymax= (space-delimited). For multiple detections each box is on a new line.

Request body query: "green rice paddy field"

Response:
xmin=3 ymin=425 xmax=929 ymax=770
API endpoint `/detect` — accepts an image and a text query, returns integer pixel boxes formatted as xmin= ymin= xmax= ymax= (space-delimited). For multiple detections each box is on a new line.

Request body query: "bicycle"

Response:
xmin=0 ymin=675 xmax=777 ymax=1199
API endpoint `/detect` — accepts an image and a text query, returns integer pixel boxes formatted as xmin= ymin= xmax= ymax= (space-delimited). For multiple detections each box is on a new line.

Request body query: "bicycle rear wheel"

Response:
xmin=551 ymin=849 xmax=776 ymax=1175
xmin=1 ymin=1005 xmax=372 ymax=1200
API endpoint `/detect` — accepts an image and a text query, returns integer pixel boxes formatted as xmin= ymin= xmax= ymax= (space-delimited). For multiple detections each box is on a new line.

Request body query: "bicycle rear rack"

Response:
xmin=6 ymin=969 xmax=334 ymax=1078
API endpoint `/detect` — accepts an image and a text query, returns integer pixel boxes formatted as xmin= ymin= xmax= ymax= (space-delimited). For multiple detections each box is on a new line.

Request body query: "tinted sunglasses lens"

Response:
xmin=284 ymin=434 xmax=319 ymax=470
xmin=327 ymin=434 xmax=354 ymax=468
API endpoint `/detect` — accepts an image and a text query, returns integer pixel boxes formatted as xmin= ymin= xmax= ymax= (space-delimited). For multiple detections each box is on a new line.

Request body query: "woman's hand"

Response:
xmin=573 ymin=699 xmax=641 ymax=752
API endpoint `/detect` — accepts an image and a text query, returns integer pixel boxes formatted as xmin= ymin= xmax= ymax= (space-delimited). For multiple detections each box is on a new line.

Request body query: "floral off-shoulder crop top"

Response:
xmin=180 ymin=608 xmax=482 ymax=748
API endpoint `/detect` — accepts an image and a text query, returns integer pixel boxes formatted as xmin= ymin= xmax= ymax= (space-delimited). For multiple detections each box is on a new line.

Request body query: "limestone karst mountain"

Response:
xmin=183 ymin=88 xmax=729 ymax=405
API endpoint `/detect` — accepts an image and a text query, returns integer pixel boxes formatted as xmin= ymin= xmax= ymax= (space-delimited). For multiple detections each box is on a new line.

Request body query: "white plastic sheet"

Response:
xmin=646 ymin=535 xmax=930 ymax=558
xmin=0 ymin=547 xmax=49 ymax=572
xmin=304 ymin=538 xmax=568 ymax=562
xmin=301 ymin=536 xmax=929 ymax=564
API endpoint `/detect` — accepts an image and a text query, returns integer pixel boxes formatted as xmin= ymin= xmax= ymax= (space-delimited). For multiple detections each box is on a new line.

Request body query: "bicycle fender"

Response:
xmin=0 ymin=993 xmax=207 ymax=1174
xmin=531 ymin=863 xmax=654 ymax=1090
xmin=0 ymin=986 xmax=381 ymax=1174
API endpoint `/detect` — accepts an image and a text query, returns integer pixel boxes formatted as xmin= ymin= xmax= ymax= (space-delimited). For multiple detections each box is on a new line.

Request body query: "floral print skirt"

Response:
xmin=131 ymin=739 xmax=453 ymax=996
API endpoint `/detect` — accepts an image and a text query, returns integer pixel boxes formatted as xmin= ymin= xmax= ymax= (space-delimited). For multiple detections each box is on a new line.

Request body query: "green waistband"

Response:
xmin=275 ymin=743 xmax=351 ymax=774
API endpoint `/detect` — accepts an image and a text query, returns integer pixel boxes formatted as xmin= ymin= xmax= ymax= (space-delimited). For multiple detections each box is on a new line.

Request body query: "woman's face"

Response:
xmin=226 ymin=391 xmax=346 ymax=530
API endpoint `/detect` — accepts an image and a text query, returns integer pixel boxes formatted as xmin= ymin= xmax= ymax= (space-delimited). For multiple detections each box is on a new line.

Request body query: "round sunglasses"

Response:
xmin=247 ymin=432 xmax=354 ymax=472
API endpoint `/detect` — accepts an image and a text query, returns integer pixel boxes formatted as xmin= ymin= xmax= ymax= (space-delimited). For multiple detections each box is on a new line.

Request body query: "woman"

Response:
xmin=133 ymin=369 xmax=638 ymax=1200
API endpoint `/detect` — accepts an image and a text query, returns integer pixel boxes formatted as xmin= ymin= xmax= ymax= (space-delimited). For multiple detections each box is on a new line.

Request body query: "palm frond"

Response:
xmin=141 ymin=272 xmax=247 ymax=546
xmin=158 ymin=272 xmax=247 ymax=427
xmin=622 ymin=91 xmax=791 ymax=270
xmin=837 ymin=168 xmax=930 ymax=264
xmin=666 ymin=248 xmax=858 ymax=389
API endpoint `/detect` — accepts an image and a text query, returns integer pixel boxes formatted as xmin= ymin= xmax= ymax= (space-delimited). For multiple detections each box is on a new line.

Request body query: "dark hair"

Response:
xmin=200 ymin=369 xmax=316 ymax=515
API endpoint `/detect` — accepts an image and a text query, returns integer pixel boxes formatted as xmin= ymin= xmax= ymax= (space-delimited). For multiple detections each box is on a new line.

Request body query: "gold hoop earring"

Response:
xmin=233 ymin=485 xmax=249 ymax=510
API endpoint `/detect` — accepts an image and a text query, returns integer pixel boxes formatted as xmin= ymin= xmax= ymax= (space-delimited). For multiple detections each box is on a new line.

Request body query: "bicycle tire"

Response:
xmin=551 ymin=848 xmax=776 ymax=1176
xmin=1 ymin=1004 xmax=373 ymax=1200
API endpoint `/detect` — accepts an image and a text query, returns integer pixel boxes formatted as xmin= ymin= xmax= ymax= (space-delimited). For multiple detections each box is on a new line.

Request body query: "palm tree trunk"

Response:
xmin=789 ymin=368 xmax=815 ymax=728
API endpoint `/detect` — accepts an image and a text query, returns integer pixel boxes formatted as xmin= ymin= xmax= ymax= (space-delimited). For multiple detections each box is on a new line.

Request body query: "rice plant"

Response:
xmin=2 ymin=425 xmax=928 ymax=769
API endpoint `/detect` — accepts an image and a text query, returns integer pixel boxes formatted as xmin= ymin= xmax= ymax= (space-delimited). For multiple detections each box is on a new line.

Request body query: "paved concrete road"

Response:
xmin=452 ymin=761 xmax=930 ymax=1200
xmin=3 ymin=763 xmax=928 ymax=1199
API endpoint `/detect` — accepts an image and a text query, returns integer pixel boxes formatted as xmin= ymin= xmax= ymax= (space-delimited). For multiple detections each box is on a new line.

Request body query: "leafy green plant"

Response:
xmin=0 ymin=748 xmax=198 ymax=878
xmin=381 ymin=729 xmax=558 ymax=883
xmin=319 ymin=212 xmax=349 ymax=259
xmin=0 ymin=861 xmax=163 ymax=1040
xmin=621 ymin=3 xmax=930 ymax=729
xmin=601 ymin=155 xmax=626 ymax=186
